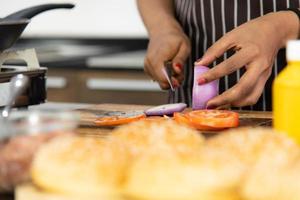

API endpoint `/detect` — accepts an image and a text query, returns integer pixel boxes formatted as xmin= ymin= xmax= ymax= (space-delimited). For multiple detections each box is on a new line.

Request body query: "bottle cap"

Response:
xmin=287 ymin=40 xmax=300 ymax=61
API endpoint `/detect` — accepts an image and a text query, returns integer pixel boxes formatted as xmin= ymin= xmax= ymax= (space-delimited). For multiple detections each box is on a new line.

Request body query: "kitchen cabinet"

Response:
xmin=46 ymin=69 xmax=79 ymax=102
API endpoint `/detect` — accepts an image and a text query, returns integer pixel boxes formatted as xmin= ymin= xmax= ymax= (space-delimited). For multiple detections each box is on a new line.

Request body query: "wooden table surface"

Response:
xmin=75 ymin=103 xmax=273 ymax=135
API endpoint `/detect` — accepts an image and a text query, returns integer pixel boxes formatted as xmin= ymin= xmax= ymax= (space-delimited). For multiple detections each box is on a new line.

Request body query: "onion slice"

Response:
xmin=144 ymin=103 xmax=187 ymax=116
xmin=192 ymin=65 xmax=219 ymax=110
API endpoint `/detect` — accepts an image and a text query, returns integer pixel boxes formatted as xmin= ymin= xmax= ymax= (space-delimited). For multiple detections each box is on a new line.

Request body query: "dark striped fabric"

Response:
xmin=171 ymin=0 xmax=300 ymax=111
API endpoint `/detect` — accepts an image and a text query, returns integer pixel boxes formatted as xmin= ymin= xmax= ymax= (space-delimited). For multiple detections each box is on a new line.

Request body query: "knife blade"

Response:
xmin=163 ymin=61 xmax=175 ymax=91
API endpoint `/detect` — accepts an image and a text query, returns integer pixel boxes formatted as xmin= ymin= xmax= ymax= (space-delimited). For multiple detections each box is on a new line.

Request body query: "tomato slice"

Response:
xmin=173 ymin=112 xmax=191 ymax=125
xmin=186 ymin=110 xmax=239 ymax=128
xmin=173 ymin=112 xmax=221 ymax=131
xmin=95 ymin=112 xmax=146 ymax=126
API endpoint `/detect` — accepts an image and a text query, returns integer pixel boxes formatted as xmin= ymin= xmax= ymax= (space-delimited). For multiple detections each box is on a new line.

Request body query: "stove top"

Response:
xmin=0 ymin=49 xmax=47 ymax=107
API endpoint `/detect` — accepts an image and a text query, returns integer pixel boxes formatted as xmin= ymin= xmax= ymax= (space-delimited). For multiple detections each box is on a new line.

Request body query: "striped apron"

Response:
xmin=171 ymin=0 xmax=300 ymax=111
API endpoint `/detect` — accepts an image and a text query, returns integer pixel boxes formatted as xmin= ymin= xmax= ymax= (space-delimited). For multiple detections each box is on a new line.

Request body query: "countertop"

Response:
xmin=1 ymin=102 xmax=273 ymax=199
xmin=76 ymin=103 xmax=272 ymax=131
xmin=28 ymin=102 xmax=273 ymax=130
xmin=28 ymin=102 xmax=273 ymax=137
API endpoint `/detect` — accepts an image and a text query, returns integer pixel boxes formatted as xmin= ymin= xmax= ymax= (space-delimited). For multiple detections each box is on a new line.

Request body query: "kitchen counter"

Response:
xmin=75 ymin=103 xmax=272 ymax=135
xmin=29 ymin=102 xmax=273 ymax=130
xmin=28 ymin=102 xmax=273 ymax=133
xmin=1 ymin=102 xmax=266 ymax=141
xmin=0 ymin=102 xmax=273 ymax=200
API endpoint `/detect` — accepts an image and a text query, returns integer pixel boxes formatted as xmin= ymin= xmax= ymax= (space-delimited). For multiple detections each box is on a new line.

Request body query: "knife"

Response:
xmin=163 ymin=61 xmax=175 ymax=91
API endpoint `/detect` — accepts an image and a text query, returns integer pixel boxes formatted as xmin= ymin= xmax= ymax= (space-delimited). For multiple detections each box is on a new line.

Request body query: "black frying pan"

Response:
xmin=0 ymin=3 xmax=75 ymax=52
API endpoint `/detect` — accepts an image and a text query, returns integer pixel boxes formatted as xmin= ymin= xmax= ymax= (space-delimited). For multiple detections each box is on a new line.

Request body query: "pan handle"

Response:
xmin=3 ymin=3 xmax=75 ymax=20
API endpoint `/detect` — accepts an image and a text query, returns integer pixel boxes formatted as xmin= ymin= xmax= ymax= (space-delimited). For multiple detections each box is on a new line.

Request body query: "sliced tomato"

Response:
xmin=173 ymin=112 xmax=191 ymax=125
xmin=173 ymin=112 xmax=220 ymax=131
xmin=95 ymin=113 xmax=146 ymax=126
xmin=186 ymin=110 xmax=239 ymax=128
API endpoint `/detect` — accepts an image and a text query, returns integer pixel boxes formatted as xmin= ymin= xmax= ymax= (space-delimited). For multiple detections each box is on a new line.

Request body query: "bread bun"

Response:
xmin=205 ymin=128 xmax=299 ymax=166
xmin=15 ymin=183 xmax=124 ymax=200
xmin=31 ymin=135 xmax=129 ymax=198
xmin=240 ymin=129 xmax=300 ymax=200
xmin=205 ymin=128 xmax=300 ymax=200
xmin=27 ymin=123 xmax=300 ymax=200
xmin=109 ymin=119 xmax=204 ymax=157
xmin=124 ymin=147 xmax=243 ymax=200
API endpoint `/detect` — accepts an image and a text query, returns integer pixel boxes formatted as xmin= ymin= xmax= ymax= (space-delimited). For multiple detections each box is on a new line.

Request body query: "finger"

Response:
xmin=158 ymin=68 xmax=172 ymax=90
xmin=171 ymin=70 xmax=185 ymax=87
xmin=171 ymin=77 xmax=180 ymax=88
xmin=172 ymin=68 xmax=185 ymax=82
xmin=206 ymin=61 xmax=262 ymax=108
xmin=158 ymin=78 xmax=171 ymax=90
xmin=195 ymin=34 xmax=235 ymax=66
xmin=215 ymin=104 xmax=231 ymax=110
xmin=172 ymin=40 xmax=191 ymax=74
xmin=233 ymin=68 xmax=271 ymax=107
xmin=149 ymin=47 xmax=182 ymax=86
xmin=197 ymin=47 xmax=256 ymax=84
xmin=146 ymin=44 xmax=177 ymax=89
xmin=145 ymin=57 xmax=170 ymax=89
xmin=172 ymin=73 xmax=184 ymax=85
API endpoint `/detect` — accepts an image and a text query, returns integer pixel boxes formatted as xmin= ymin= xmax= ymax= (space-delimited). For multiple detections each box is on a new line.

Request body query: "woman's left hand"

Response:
xmin=196 ymin=11 xmax=299 ymax=108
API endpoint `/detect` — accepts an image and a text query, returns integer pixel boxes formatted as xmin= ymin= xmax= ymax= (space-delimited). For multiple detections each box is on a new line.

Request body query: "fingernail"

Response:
xmin=175 ymin=63 xmax=183 ymax=69
xmin=198 ymin=77 xmax=206 ymax=85
xmin=194 ymin=58 xmax=202 ymax=65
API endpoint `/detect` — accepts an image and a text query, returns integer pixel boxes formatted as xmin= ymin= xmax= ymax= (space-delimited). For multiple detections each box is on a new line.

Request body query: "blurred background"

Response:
xmin=1 ymin=0 xmax=168 ymax=105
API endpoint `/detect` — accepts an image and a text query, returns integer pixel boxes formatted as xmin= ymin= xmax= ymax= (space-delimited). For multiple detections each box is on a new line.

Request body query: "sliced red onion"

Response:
xmin=192 ymin=65 xmax=219 ymax=110
xmin=144 ymin=103 xmax=187 ymax=116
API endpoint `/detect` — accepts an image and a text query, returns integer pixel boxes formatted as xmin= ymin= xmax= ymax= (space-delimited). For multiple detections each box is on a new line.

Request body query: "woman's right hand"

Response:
xmin=144 ymin=28 xmax=191 ymax=89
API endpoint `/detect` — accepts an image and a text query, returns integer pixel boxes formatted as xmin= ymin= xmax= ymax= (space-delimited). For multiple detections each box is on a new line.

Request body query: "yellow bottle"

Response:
xmin=273 ymin=40 xmax=300 ymax=144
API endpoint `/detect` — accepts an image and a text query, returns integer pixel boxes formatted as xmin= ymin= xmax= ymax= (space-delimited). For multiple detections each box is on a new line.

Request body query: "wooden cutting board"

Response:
xmin=76 ymin=104 xmax=272 ymax=133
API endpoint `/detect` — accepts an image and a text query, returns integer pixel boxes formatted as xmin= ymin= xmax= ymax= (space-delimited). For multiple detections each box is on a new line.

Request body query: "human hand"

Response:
xmin=195 ymin=11 xmax=299 ymax=108
xmin=145 ymin=28 xmax=191 ymax=89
